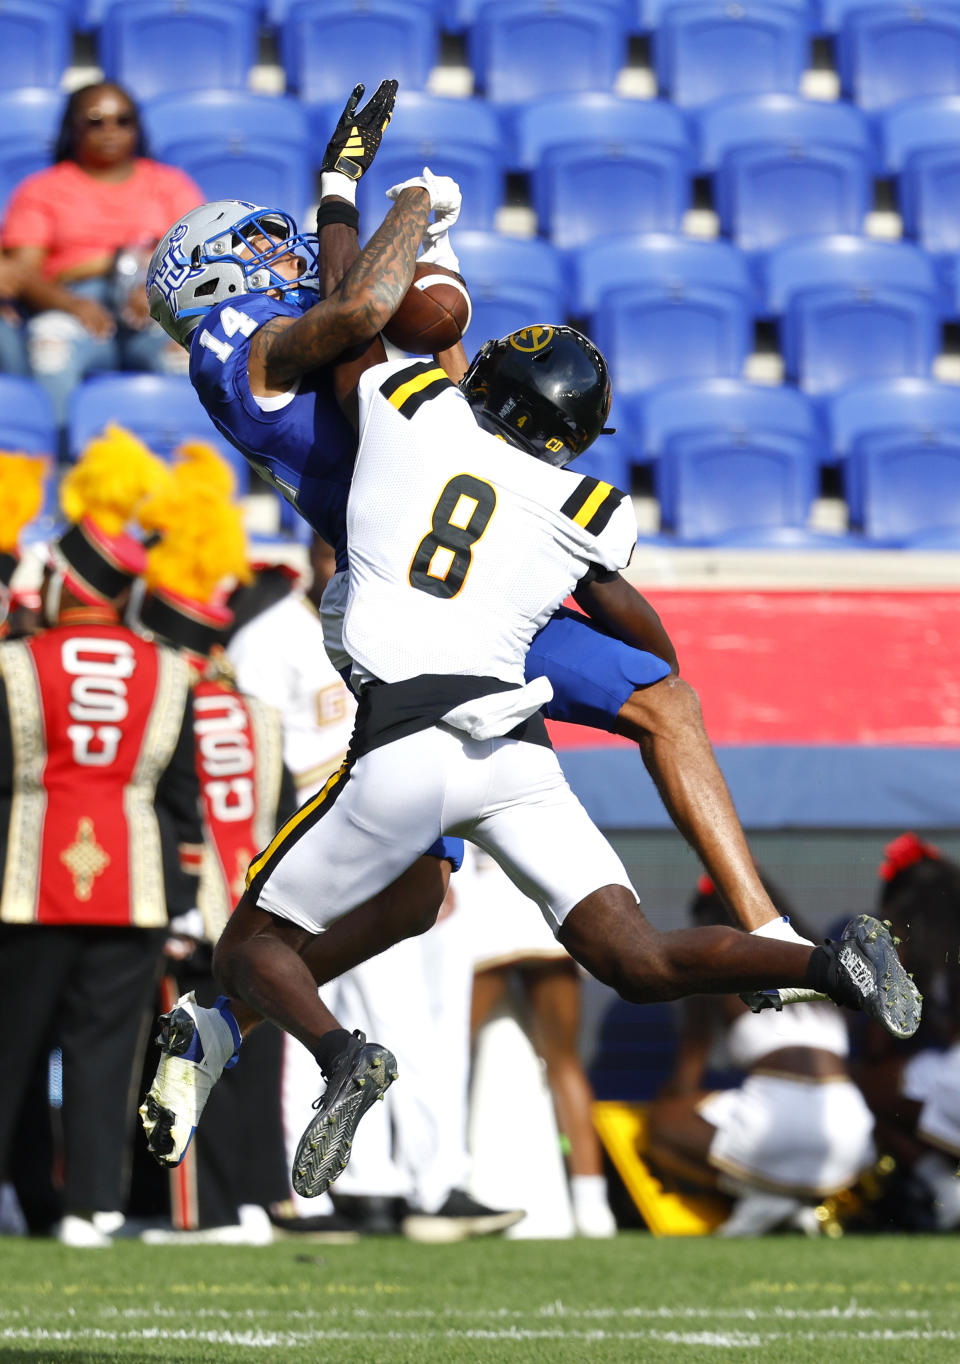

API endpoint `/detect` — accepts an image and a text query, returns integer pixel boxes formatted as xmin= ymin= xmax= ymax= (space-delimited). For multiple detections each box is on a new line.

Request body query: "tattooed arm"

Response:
xmin=247 ymin=186 xmax=430 ymax=398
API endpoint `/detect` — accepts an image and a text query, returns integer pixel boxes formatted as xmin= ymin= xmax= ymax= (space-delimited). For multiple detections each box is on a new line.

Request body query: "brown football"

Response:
xmin=382 ymin=260 xmax=472 ymax=354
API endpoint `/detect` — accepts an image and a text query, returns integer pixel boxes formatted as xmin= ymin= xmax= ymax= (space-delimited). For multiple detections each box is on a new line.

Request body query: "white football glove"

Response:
xmin=386 ymin=166 xmax=462 ymax=238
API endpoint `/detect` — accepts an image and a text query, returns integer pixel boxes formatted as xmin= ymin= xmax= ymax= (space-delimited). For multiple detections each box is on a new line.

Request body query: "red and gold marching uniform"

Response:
xmin=191 ymin=672 xmax=289 ymax=942
xmin=0 ymin=621 xmax=197 ymax=926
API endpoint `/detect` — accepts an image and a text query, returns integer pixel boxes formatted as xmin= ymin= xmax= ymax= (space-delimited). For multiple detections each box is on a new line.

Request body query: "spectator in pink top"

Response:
xmin=1 ymin=82 xmax=203 ymax=424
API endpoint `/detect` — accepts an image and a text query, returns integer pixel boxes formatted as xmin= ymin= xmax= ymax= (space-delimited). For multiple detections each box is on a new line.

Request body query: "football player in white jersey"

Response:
xmin=207 ymin=324 xmax=920 ymax=1199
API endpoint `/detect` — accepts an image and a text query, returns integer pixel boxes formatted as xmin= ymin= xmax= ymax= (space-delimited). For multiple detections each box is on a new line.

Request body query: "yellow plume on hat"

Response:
xmin=59 ymin=423 xmax=173 ymax=536
xmin=141 ymin=440 xmax=251 ymax=604
xmin=0 ymin=452 xmax=47 ymax=553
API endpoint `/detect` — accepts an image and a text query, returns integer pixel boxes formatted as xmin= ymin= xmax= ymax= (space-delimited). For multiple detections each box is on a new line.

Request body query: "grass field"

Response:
xmin=1 ymin=1233 xmax=958 ymax=1363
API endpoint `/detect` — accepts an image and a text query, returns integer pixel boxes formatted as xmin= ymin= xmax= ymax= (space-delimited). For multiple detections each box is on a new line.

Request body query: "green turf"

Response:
xmin=0 ymin=1233 xmax=957 ymax=1363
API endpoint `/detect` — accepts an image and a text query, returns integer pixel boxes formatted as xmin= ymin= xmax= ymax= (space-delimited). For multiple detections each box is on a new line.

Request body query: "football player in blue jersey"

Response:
xmin=140 ymin=84 xmax=912 ymax=1185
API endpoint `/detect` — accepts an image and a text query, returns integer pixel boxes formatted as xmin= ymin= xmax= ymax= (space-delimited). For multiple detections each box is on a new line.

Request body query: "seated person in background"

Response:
xmin=855 ymin=835 xmax=960 ymax=1231
xmin=0 ymin=251 xmax=26 ymax=375
xmin=468 ymin=851 xmax=617 ymax=1238
xmin=1 ymin=82 xmax=202 ymax=420
xmin=647 ymin=875 xmax=876 ymax=1238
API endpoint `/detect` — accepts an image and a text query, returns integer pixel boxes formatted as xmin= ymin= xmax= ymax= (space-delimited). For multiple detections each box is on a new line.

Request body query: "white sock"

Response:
xmin=571 ymin=1175 xmax=611 ymax=1215
xmin=570 ymin=1175 xmax=616 ymax=1236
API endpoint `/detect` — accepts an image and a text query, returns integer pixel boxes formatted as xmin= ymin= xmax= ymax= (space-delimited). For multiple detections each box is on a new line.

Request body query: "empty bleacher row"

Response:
xmin=9 ymin=85 xmax=960 ymax=263
xmin=7 ymin=0 xmax=960 ymax=111
xmin=6 ymin=368 xmax=960 ymax=547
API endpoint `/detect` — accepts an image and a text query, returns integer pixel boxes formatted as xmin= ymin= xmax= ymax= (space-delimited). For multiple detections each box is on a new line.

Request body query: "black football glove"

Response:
xmin=321 ymin=79 xmax=398 ymax=182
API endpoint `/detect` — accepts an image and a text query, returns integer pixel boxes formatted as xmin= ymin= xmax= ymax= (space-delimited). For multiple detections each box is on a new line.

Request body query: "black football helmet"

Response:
xmin=459 ymin=324 xmax=612 ymax=467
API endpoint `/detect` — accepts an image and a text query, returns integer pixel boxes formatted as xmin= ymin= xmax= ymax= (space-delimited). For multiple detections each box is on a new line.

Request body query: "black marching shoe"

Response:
xmin=292 ymin=1030 xmax=398 ymax=1198
xmin=402 ymin=1188 xmax=526 ymax=1244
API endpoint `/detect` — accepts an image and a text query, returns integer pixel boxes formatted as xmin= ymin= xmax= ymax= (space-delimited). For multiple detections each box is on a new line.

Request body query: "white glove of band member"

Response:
xmin=386 ymin=166 xmax=462 ymax=237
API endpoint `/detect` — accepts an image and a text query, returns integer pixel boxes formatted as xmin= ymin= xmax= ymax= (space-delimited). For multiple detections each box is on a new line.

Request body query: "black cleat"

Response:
xmin=820 ymin=914 xmax=922 ymax=1039
xmin=292 ymin=1030 xmax=398 ymax=1198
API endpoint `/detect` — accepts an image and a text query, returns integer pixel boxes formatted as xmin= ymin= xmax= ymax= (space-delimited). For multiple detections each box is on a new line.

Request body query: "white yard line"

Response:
xmin=4 ymin=1326 xmax=960 ymax=1349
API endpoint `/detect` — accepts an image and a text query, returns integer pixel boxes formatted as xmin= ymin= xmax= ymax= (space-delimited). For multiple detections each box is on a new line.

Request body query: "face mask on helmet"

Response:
xmin=213 ymin=210 xmax=318 ymax=299
xmin=459 ymin=325 xmax=613 ymax=468
xmin=147 ymin=202 xmax=320 ymax=346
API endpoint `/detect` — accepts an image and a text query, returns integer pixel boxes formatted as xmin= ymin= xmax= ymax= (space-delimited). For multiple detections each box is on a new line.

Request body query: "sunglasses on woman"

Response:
xmin=81 ymin=112 xmax=137 ymax=129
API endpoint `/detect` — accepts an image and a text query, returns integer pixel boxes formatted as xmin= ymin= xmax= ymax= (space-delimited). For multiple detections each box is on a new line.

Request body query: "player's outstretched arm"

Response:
xmin=316 ymin=79 xmax=396 ymax=297
xmin=250 ymin=186 xmax=431 ymax=391
xmin=573 ymin=572 xmax=678 ymax=672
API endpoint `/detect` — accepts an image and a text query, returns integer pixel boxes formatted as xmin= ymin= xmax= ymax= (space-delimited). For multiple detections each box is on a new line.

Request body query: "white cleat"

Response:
xmin=138 ymin=992 xmax=239 ymax=1167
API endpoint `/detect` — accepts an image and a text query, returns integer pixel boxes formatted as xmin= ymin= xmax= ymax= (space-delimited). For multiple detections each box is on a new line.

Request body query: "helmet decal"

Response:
xmin=147 ymin=222 xmax=192 ymax=306
xmin=508 ymin=325 xmax=554 ymax=353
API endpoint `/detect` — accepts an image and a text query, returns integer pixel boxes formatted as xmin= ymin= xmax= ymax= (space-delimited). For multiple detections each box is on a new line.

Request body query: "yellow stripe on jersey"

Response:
xmin=560 ymin=475 xmax=623 ymax=536
xmin=380 ymin=361 xmax=454 ymax=420
xmin=388 ymin=366 xmax=447 ymax=410
xmin=572 ymin=480 xmax=613 ymax=528
xmin=246 ymin=758 xmax=348 ymax=889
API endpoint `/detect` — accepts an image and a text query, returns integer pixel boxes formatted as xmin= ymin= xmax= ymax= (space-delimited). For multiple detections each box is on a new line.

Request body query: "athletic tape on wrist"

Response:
xmin=320 ymin=169 xmax=358 ymax=206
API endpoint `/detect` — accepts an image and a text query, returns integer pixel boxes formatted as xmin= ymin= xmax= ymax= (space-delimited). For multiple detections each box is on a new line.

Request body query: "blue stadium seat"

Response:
xmin=0 ymin=376 xmax=57 ymax=454
xmin=643 ymin=0 xmax=811 ymax=28
xmin=697 ymin=96 xmax=873 ymax=250
xmin=356 ymin=95 xmax=504 ymax=239
xmin=0 ymin=87 xmax=63 ymax=217
xmin=143 ymin=92 xmax=313 ymax=227
xmin=827 ymin=376 xmax=960 ymax=456
xmin=87 ymin=0 xmax=261 ymax=28
xmin=469 ymin=0 xmax=629 ymax=107
xmin=715 ymin=145 xmax=871 ymax=253
xmin=267 ymin=0 xmax=441 ymax=22
xmin=697 ymin=94 xmax=874 ymax=172
xmin=881 ymin=97 xmax=960 ymax=255
xmin=764 ymin=236 xmax=942 ymax=392
xmin=657 ymin=430 xmax=820 ymax=543
xmin=99 ymin=1 xmax=258 ymax=100
xmin=636 ymin=377 xmax=821 ymax=460
xmin=0 ymin=1 xmax=70 ymax=90
xmin=282 ymin=0 xmax=439 ymax=106
xmin=896 ymin=524 xmax=960 ymax=549
xmin=513 ymin=95 xmax=694 ymax=249
xmin=66 ymin=374 xmax=250 ymax=489
xmin=838 ymin=4 xmax=960 ymax=111
xmin=882 ymin=94 xmax=960 ymax=173
xmin=574 ymin=235 xmax=755 ymax=394
xmin=458 ymin=0 xmax=634 ymax=33
xmin=827 ymin=377 xmax=960 ymax=515
xmin=567 ymin=426 xmax=634 ymax=492
xmin=454 ymin=232 xmax=566 ymax=356
xmin=654 ymin=1 xmax=810 ymax=108
xmin=850 ymin=433 xmax=960 ymax=543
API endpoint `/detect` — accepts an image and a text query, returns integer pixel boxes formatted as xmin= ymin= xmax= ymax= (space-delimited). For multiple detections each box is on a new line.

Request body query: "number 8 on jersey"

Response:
xmin=409 ymin=474 xmax=496 ymax=599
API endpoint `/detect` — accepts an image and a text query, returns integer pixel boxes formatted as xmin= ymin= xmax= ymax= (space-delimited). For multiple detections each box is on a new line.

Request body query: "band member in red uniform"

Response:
xmin=136 ymin=442 xmax=295 ymax=1242
xmin=0 ymin=428 xmax=202 ymax=1248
